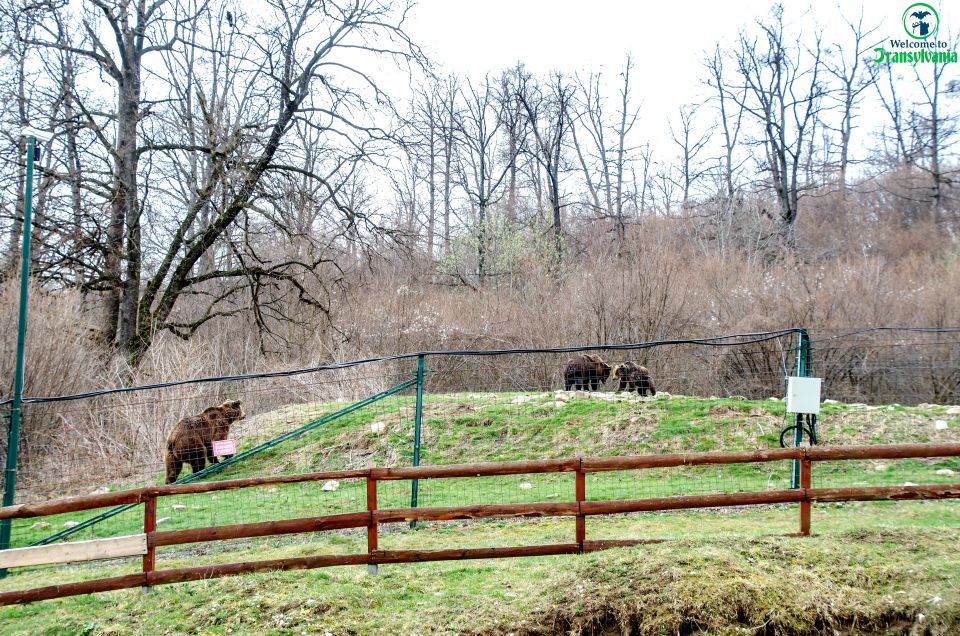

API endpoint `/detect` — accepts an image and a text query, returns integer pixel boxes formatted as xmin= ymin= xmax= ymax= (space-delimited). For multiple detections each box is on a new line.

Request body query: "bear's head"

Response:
xmin=202 ymin=400 xmax=244 ymax=438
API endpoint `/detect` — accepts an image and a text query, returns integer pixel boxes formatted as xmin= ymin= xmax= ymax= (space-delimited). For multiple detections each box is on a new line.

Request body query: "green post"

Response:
xmin=791 ymin=329 xmax=810 ymax=489
xmin=1 ymin=131 xmax=44 ymax=560
xmin=409 ymin=355 xmax=426 ymax=528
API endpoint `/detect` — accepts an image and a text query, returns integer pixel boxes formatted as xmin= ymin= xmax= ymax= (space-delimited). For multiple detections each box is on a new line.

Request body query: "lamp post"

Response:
xmin=0 ymin=127 xmax=52 ymax=557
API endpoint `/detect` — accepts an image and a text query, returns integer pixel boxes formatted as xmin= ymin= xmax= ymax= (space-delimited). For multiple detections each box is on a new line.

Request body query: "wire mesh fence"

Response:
xmin=1 ymin=327 xmax=958 ymax=553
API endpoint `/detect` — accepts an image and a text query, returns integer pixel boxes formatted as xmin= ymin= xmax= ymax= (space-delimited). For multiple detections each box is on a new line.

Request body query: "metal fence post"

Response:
xmin=1 ymin=132 xmax=42 ymax=567
xmin=409 ymin=355 xmax=426 ymax=528
xmin=791 ymin=329 xmax=811 ymax=489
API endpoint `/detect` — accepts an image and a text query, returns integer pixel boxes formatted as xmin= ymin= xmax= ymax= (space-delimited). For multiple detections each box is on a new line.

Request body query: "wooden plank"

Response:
xmin=799 ymin=459 xmax=811 ymax=536
xmin=147 ymin=469 xmax=371 ymax=497
xmin=0 ymin=491 xmax=143 ymax=520
xmin=1 ymin=553 xmax=370 ymax=605
xmin=374 ymin=502 xmax=579 ymax=524
xmin=581 ymin=489 xmax=805 ymax=516
xmin=807 ymin=484 xmax=960 ymax=502
xmin=370 ymin=458 xmax=579 ymax=481
xmin=143 ymin=496 xmax=156 ymax=576
xmin=150 ymin=512 xmax=369 ymax=547
xmin=0 ymin=534 xmax=147 ymax=569
xmin=583 ymin=448 xmax=802 ymax=472
xmin=371 ymin=544 xmax=580 ymax=563
xmin=575 ymin=469 xmax=586 ymax=548
xmin=807 ymin=443 xmax=960 ymax=462
xmin=366 ymin=477 xmax=378 ymax=553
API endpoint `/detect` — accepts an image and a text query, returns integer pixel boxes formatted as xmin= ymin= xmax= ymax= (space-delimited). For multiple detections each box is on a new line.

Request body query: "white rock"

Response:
xmin=931 ymin=595 xmax=942 ymax=604
xmin=172 ymin=504 xmax=186 ymax=511
xmin=874 ymin=464 xmax=887 ymax=472
xmin=157 ymin=517 xmax=171 ymax=525
xmin=918 ymin=613 xmax=925 ymax=622
xmin=30 ymin=521 xmax=51 ymax=530
xmin=768 ymin=397 xmax=780 ymax=401
xmin=903 ymin=482 xmax=918 ymax=487
xmin=519 ymin=482 xmax=533 ymax=490
xmin=89 ymin=486 xmax=110 ymax=495
xmin=945 ymin=406 xmax=960 ymax=415
xmin=553 ymin=391 xmax=574 ymax=401
xmin=824 ymin=399 xmax=839 ymax=404
xmin=935 ymin=469 xmax=955 ymax=476
xmin=934 ymin=420 xmax=949 ymax=430
xmin=322 ymin=480 xmax=340 ymax=492
xmin=63 ymin=521 xmax=80 ymax=528
xmin=553 ymin=401 xmax=566 ymax=408
xmin=511 ymin=395 xmax=535 ymax=404
xmin=370 ymin=421 xmax=387 ymax=435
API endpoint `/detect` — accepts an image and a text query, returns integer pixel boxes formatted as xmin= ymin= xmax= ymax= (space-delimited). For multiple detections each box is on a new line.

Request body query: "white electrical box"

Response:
xmin=786 ymin=377 xmax=822 ymax=414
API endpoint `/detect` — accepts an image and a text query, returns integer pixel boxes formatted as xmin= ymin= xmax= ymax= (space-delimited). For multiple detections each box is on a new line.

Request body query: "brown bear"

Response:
xmin=564 ymin=354 xmax=612 ymax=391
xmin=613 ymin=362 xmax=656 ymax=396
xmin=164 ymin=400 xmax=244 ymax=484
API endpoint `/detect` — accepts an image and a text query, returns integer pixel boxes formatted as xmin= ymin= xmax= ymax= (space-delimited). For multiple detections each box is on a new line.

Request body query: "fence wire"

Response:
xmin=1 ymin=327 xmax=958 ymax=554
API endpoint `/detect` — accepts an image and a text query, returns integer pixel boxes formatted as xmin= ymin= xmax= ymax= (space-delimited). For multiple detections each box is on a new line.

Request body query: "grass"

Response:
xmin=12 ymin=392 xmax=959 ymax=548
xmin=3 ymin=391 xmax=959 ymax=633
xmin=1 ymin=502 xmax=959 ymax=635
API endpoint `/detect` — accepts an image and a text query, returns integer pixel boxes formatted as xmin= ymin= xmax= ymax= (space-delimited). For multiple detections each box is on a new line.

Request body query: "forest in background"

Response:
xmin=0 ymin=0 xmax=957 ymax=404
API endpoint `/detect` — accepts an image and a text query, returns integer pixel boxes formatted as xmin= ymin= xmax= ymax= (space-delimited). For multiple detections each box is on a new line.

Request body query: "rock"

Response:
xmin=63 ymin=521 xmax=80 ymax=528
xmin=89 ymin=486 xmax=110 ymax=495
xmin=157 ymin=517 xmax=171 ymax=525
xmin=874 ymin=464 xmax=887 ymax=472
xmin=903 ymin=482 xmax=918 ymax=487
xmin=935 ymin=420 xmax=949 ymax=430
xmin=511 ymin=395 xmax=535 ymax=404
xmin=553 ymin=401 xmax=566 ymax=408
xmin=370 ymin=421 xmax=387 ymax=435
xmin=768 ymin=397 xmax=781 ymax=401
xmin=657 ymin=391 xmax=671 ymax=397
xmin=172 ymin=504 xmax=186 ymax=511
xmin=519 ymin=482 xmax=533 ymax=490
xmin=322 ymin=480 xmax=340 ymax=492
xmin=553 ymin=391 xmax=574 ymax=401
xmin=945 ymin=406 xmax=960 ymax=415
xmin=935 ymin=469 xmax=955 ymax=476
xmin=30 ymin=521 xmax=51 ymax=530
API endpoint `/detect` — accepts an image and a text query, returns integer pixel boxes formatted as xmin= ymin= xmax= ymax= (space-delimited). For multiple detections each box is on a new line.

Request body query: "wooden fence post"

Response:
xmin=367 ymin=476 xmax=378 ymax=575
xmin=575 ymin=458 xmax=585 ymax=551
xmin=799 ymin=457 xmax=811 ymax=536
xmin=142 ymin=495 xmax=156 ymax=593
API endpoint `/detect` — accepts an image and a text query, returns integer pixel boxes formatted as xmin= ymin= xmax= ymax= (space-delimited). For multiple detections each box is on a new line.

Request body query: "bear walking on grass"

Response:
xmin=613 ymin=362 xmax=656 ymax=396
xmin=563 ymin=354 xmax=612 ymax=391
xmin=164 ymin=400 xmax=244 ymax=484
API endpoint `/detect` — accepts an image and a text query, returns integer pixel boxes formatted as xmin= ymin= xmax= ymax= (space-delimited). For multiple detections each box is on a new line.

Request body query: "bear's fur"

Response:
xmin=564 ymin=354 xmax=612 ymax=391
xmin=613 ymin=362 xmax=656 ymax=396
xmin=164 ymin=400 xmax=244 ymax=484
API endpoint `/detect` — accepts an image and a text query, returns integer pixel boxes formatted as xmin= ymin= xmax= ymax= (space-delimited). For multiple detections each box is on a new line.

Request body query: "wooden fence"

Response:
xmin=1 ymin=443 xmax=959 ymax=605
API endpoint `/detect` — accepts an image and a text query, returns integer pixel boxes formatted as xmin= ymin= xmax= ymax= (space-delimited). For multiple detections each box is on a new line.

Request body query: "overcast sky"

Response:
xmin=403 ymin=0 xmax=958 ymax=169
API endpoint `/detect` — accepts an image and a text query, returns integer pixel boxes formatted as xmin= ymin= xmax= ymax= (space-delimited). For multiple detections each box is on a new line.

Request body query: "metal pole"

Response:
xmin=409 ymin=355 xmax=425 ymax=528
xmin=791 ymin=329 xmax=809 ymax=489
xmin=1 ymin=133 xmax=40 ymax=558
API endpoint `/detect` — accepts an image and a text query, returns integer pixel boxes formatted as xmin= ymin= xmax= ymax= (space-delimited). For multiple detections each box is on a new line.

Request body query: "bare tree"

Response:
xmin=731 ymin=5 xmax=826 ymax=248
xmin=822 ymin=10 xmax=879 ymax=193
xmin=516 ymin=71 xmax=573 ymax=269
xmin=669 ymin=103 xmax=713 ymax=209
xmin=455 ymin=75 xmax=520 ymax=282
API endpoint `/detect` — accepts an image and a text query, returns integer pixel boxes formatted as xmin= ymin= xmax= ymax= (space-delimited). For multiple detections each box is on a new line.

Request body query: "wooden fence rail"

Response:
xmin=0 ymin=442 xmax=959 ymax=605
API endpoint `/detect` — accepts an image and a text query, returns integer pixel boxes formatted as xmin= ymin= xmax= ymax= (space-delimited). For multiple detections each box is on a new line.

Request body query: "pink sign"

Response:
xmin=212 ymin=439 xmax=236 ymax=456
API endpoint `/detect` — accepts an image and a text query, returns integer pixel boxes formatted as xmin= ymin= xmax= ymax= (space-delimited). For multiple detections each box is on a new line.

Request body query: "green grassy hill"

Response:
xmin=2 ymin=392 xmax=959 ymax=634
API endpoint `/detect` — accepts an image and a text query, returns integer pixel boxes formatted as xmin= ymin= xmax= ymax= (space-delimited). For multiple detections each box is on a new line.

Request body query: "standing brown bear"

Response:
xmin=613 ymin=362 xmax=656 ymax=396
xmin=564 ymin=354 xmax=612 ymax=391
xmin=164 ymin=400 xmax=244 ymax=484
